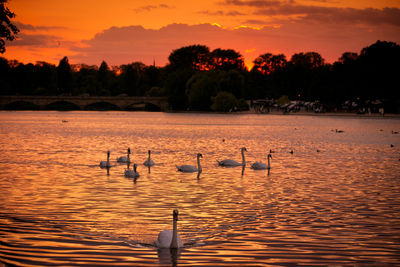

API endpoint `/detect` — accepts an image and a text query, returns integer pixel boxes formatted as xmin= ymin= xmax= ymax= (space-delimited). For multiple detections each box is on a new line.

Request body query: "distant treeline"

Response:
xmin=1 ymin=40 xmax=399 ymax=112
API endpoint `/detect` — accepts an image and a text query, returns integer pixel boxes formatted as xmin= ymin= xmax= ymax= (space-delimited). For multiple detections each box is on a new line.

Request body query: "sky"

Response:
xmin=3 ymin=0 xmax=400 ymax=69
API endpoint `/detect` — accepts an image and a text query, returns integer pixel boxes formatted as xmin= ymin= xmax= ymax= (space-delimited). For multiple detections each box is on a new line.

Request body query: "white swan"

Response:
xmin=217 ymin=147 xmax=246 ymax=167
xmin=155 ymin=209 xmax=183 ymax=249
xmin=251 ymin=153 xmax=272 ymax=170
xmin=176 ymin=153 xmax=202 ymax=173
xmin=117 ymin=148 xmax=131 ymax=163
xmin=124 ymin=163 xmax=139 ymax=178
xmin=99 ymin=151 xmax=111 ymax=168
xmin=143 ymin=150 xmax=155 ymax=166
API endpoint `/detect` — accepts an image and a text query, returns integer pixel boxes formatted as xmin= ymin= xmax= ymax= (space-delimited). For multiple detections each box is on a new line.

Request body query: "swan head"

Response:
xmin=197 ymin=153 xmax=203 ymax=158
xmin=241 ymin=147 xmax=247 ymax=152
xmin=173 ymin=209 xmax=179 ymax=221
xmin=148 ymin=150 xmax=151 ymax=154
xmin=107 ymin=151 xmax=110 ymax=157
xmin=128 ymin=148 xmax=131 ymax=154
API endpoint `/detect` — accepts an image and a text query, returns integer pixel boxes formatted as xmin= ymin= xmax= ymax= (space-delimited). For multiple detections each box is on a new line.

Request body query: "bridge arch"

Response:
xmin=0 ymin=96 xmax=169 ymax=111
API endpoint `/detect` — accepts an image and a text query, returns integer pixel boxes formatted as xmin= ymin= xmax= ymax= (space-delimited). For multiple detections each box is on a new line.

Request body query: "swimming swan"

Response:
xmin=155 ymin=209 xmax=183 ymax=249
xmin=124 ymin=163 xmax=139 ymax=178
xmin=117 ymin=148 xmax=131 ymax=163
xmin=251 ymin=153 xmax=272 ymax=170
xmin=176 ymin=153 xmax=202 ymax=173
xmin=99 ymin=151 xmax=111 ymax=168
xmin=217 ymin=147 xmax=247 ymax=167
xmin=143 ymin=150 xmax=155 ymax=166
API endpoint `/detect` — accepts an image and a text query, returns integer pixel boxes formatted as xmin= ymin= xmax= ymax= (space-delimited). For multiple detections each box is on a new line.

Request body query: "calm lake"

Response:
xmin=0 ymin=111 xmax=399 ymax=266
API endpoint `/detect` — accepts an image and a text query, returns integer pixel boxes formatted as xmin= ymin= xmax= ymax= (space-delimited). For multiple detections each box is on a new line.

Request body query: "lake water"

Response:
xmin=0 ymin=111 xmax=399 ymax=266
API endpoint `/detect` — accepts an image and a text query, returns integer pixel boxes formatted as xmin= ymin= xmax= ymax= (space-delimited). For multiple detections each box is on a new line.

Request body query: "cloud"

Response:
xmin=7 ymin=33 xmax=60 ymax=48
xmin=223 ymin=0 xmax=400 ymax=27
xmin=14 ymin=22 xmax=67 ymax=32
xmin=69 ymin=22 xmax=400 ymax=67
xmin=133 ymin=4 xmax=173 ymax=13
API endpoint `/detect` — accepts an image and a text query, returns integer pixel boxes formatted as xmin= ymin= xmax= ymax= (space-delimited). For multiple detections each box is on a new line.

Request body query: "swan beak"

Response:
xmin=173 ymin=209 xmax=179 ymax=221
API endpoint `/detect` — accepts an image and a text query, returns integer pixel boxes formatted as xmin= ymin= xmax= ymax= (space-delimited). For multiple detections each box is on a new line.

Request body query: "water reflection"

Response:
xmin=0 ymin=111 xmax=399 ymax=266
xmin=157 ymin=248 xmax=181 ymax=266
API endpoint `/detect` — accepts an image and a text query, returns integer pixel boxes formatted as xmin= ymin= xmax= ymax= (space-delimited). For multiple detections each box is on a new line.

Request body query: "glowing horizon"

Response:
xmin=3 ymin=0 xmax=400 ymax=68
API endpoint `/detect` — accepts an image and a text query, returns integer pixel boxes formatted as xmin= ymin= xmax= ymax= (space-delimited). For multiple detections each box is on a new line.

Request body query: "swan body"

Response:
xmin=143 ymin=150 xmax=155 ymax=166
xmin=99 ymin=151 xmax=111 ymax=168
xmin=251 ymin=153 xmax=272 ymax=170
xmin=218 ymin=147 xmax=246 ymax=167
xmin=124 ymin=164 xmax=139 ymax=178
xmin=117 ymin=148 xmax=131 ymax=163
xmin=155 ymin=210 xmax=183 ymax=249
xmin=176 ymin=153 xmax=202 ymax=173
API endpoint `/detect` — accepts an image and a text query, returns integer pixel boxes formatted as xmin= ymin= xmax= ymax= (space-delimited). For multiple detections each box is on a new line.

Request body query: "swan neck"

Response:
xmin=171 ymin=217 xmax=178 ymax=248
xmin=267 ymin=156 xmax=270 ymax=168
xmin=197 ymin=156 xmax=202 ymax=171
xmin=241 ymin=149 xmax=246 ymax=165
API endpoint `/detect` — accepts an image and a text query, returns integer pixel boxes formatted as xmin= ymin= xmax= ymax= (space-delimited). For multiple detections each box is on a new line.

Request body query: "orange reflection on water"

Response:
xmin=0 ymin=111 xmax=399 ymax=266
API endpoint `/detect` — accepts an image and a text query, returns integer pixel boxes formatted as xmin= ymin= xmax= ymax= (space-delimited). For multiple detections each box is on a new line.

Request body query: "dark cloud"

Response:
xmin=7 ymin=33 xmax=60 ymax=47
xmin=15 ymin=21 xmax=67 ymax=31
xmin=69 ymin=22 xmax=399 ymax=66
xmin=223 ymin=0 xmax=400 ymax=27
xmin=198 ymin=10 xmax=245 ymax=16
xmin=133 ymin=4 xmax=173 ymax=13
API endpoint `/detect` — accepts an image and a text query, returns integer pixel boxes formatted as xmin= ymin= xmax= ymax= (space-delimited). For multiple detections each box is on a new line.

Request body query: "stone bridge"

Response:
xmin=0 ymin=95 xmax=169 ymax=111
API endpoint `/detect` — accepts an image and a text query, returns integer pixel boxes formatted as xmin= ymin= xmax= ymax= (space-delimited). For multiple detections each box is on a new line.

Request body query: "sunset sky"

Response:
xmin=4 ymin=0 xmax=400 ymax=69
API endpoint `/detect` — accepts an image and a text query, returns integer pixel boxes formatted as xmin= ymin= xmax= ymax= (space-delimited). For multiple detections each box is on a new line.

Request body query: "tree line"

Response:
xmin=0 ymin=40 xmax=399 ymax=112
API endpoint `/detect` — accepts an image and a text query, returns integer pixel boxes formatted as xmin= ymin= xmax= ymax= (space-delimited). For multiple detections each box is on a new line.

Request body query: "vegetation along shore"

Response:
xmin=1 ymin=40 xmax=399 ymax=113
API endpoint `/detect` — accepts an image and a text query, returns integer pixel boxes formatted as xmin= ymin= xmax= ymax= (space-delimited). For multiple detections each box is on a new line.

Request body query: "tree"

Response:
xmin=252 ymin=53 xmax=287 ymax=75
xmin=186 ymin=72 xmax=217 ymax=110
xmin=0 ymin=0 xmax=19 ymax=53
xmin=210 ymin=48 xmax=245 ymax=71
xmin=167 ymin=45 xmax=210 ymax=71
xmin=211 ymin=91 xmax=238 ymax=112
xmin=290 ymin=52 xmax=324 ymax=68
xmin=57 ymin=56 xmax=72 ymax=95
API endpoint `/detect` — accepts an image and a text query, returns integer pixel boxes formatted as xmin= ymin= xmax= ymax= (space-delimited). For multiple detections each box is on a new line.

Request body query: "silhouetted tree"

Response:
xmin=210 ymin=48 xmax=245 ymax=71
xmin=57 ymin=56 xmax=72 ymax=95
xmin=0 ymin=0 xmax=19 ymax=53
xmin=252 ymin=53 xmax=287 ymax=75
xmin=167 ymin=45 xmax=210 ymax=71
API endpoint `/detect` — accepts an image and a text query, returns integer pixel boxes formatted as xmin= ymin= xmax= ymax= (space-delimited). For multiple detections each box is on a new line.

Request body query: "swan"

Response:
xmin=217 ymin=147 xmax=246 ymax=167
xmin=143 ymin=150 xmax=155 ymax=166
xmin=99 ymin=151 xmax=111 ymax=168
xmin=124 ymin=163 xmax=139 ymax=178
xmin=251 ymin=153 xmax=272 ymax=170
xmin=176 ymin=153 xmax=202 ymax=173
xmin=155 ymin=209 xmax=183 ymax=249
xmin=117 ymin=148 xmax=131 ymax=163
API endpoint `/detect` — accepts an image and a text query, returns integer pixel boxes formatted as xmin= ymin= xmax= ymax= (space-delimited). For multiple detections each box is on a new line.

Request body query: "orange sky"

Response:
xmin=3 ymin=0 xmax=400 ymax=68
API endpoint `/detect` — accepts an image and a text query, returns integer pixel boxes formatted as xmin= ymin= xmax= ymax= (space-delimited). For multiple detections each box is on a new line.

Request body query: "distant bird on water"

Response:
xmin=251 ymin=153 xmax=272 ymax=170
xmin=143 ymin=150 xmax=155 ymax=166
xmin=100 ymin=151 xmax=111 ymax=168
xmin=217 ymin=147 xmax=247 ymax=167
xmin=124 ymin=163 xmax=139 ymax=178
xmin=176 ymin=153 xmax=202 ymax=173
xmin=117 ymin=148 xmax=131 ymax=163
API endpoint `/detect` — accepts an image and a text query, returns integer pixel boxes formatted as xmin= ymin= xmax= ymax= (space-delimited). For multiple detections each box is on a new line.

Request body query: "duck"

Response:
xmin=124 ymin=163 xmax=139 ymax=178
xmin=99 ymin=151 xmax=111 ymax=168
xmin=155 ymin=210 xmax=183 ymax=249
xmin=176 ymin=153 xmax=202 ymax=173
xmin=117 ymin=148 xmax=131 ymax=163
xmin=217 ymin=147 xmax=247 ymax=167
xmin=143 ymin=150 xmax=155 ymax=166
xmin=251 ymin=153 xmax=272 ymax=170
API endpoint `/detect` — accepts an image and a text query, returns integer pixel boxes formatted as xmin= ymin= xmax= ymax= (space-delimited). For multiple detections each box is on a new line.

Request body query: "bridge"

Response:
xmin=0 ymin=95 xmax=169 ymax=111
